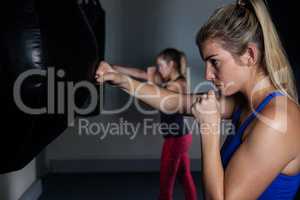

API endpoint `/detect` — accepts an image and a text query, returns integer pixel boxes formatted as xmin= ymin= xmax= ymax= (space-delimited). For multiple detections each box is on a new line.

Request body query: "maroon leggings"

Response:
xmin=159 ymin=134 xmax=197 ymax=200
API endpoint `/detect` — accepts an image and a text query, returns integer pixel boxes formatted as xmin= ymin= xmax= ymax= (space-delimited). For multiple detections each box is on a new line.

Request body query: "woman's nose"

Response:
xmin=205 ymin=67 xmax=215 ymax=81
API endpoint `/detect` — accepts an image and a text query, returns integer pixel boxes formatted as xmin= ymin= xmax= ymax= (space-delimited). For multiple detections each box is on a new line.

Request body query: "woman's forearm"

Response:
xmin=119 ymin=76 xmax=195 ymax=115
xmin=202 ymin=149 xmax=224 ymax=200
xmin=201 ymin=125 xmax=224 ymax=200
xmin=113 ymin=65 xmax=148 ymax=80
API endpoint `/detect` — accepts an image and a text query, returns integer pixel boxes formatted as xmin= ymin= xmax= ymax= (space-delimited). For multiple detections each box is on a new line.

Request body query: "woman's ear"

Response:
xmin=244 ymin=42 xmax=259 ymax=66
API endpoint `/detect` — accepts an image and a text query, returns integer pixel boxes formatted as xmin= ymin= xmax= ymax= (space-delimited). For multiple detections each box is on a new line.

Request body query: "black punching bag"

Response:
xmin=0 ymin=0 xmax=105 ymax=173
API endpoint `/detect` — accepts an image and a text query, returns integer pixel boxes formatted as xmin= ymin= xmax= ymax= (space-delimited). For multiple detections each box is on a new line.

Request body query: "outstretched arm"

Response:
xmin=122 ymin=77 xmax=194 ymax=115
xmin=95 ymin=61 xmax=237 ymax=118
xmin=96 ymin=62 xmax=194 ymax=114
xmin=113 ymin=64 xmax=147 ymax=80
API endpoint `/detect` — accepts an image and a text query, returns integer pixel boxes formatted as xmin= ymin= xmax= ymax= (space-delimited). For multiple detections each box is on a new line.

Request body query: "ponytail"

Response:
xmin=250 ymin=0 xmax=298 ymax=103
xmin=179 ymin=51 xmax=187 ymax=79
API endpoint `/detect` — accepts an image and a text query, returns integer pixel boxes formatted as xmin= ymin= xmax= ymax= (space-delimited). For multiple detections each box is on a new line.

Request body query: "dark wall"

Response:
xmin=268 ymin=0 xmax=300 ymax=102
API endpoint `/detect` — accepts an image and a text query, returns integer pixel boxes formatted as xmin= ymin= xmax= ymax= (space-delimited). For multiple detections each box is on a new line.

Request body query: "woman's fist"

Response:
xmin=147 ymin=66 xmax=157 ymax=84
xmin=192 ymin=90 xmax=221 ymax=125
xmin=95 ymin=61 xmax=127 ymax=87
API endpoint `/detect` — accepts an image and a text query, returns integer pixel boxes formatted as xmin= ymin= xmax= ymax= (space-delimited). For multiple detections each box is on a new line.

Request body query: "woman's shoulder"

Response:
xmin=239 ymin=96 xmax=300 ymax=176
xmin=253 ymin=95 xmax=300 ymax=149
xmin=258 ymin=95 xmax=299 ymax=128
xmin=266 ymin=94 xmax=299 ymax=124
xmin=165 ymin=78 xmax=187 ymax=93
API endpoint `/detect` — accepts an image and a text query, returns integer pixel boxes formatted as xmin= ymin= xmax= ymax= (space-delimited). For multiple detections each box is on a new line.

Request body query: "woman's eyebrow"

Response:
xmin=204 ymin=54 xmax=218 ymax=61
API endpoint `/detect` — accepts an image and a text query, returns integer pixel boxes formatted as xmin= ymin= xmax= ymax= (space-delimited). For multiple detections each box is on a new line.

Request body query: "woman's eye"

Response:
xmin=211 ymin=59 xmax=219 ymax=68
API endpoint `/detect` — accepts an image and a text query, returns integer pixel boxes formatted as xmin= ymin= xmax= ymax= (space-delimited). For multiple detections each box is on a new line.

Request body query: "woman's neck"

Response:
xmin=169 ymin=70 xmax=181 ymax=82
xmin=240 ymin=70 xmax=276 ymax=110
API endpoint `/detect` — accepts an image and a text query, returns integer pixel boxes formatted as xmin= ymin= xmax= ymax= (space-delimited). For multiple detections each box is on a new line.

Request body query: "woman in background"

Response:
xmin=106 ymin=48 xmax=197 ymax=200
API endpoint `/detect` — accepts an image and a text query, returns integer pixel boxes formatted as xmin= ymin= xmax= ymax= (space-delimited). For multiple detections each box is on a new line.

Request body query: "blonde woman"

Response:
xmin=95 ymin=0 xmax=300 ymax=199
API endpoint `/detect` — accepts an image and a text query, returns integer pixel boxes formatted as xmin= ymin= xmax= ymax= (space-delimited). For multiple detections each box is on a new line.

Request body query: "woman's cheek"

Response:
xmin=223 ymin=81 xmax=239 ymax=96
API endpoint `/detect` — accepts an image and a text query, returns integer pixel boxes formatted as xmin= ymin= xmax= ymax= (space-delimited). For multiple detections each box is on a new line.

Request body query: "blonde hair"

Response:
xmin=196 ymin=0 xmax=298 ymax=104
xmin=179 ymin=52 xmax=188 ymax=79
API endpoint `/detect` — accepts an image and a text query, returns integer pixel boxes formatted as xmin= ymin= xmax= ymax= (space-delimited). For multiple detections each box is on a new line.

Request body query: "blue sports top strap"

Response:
xmin=236 ymin=91 xmax=284 ymax=139
xmin=232 ymin=106 xmax=242 ymax=126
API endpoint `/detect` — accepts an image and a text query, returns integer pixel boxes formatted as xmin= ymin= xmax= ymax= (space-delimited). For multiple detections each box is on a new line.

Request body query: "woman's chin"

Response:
xmin=219 ymin=87 xmax=234 ymax=97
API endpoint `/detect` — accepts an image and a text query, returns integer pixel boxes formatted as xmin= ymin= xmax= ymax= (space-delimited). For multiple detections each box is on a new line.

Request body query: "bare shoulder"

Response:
xmin=263 ymin=95 xmax=300 ymax=135
xmin=248 ymin=95 xmax=300 ymax=156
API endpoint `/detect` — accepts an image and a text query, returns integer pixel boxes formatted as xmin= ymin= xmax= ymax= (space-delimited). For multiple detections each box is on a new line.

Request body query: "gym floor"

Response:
xmin=38 ymin=172 xmax=300 ymax=200
xmin=38 ymin=172 xmax=204 ymax=200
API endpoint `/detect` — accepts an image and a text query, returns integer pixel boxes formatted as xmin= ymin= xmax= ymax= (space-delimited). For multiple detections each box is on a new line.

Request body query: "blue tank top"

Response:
xmin=221 ymin=91 xmax=300 ymax=200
